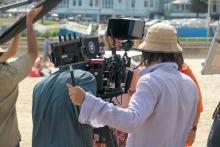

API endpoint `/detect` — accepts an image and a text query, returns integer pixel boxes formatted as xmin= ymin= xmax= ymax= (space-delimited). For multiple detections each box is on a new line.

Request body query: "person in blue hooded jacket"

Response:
xmin=32 ymin=67 xmax=97 ymax=147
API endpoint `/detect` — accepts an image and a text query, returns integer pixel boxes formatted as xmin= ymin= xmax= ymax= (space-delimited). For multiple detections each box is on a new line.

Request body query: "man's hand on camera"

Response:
xmin=66 ymin=84 xmax=85 ymax=106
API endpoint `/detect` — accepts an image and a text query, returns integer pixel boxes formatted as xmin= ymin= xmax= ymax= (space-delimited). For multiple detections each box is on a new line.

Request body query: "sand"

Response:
xmin=16 ymin=57 xmax=220 ymax=147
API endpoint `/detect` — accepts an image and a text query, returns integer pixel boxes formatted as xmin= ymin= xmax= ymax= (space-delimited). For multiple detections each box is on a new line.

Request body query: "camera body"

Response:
xmin=51 ymin=36 xmax=132 ymax=99
xmin=50 ymin=37 xmax=100 ymax=67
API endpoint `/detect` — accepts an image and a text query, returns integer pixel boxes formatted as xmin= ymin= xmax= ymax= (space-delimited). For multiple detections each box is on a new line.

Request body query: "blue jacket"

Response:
xmin=32 ymin=69 xmax=97 ymax=147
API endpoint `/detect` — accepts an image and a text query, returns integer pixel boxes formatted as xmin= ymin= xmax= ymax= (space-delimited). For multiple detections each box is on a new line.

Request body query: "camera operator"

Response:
xmin=32 ymin=66 xmax=97 ymax=147
xmin=0 ymin=7 xmax=42 ymax=147
xmin=67 ymin=23 xmax=198 ymax=147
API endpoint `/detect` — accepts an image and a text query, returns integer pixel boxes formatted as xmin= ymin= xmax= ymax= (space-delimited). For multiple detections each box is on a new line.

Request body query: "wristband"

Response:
xmin=192 ymin=126 xmax=197 ymax=131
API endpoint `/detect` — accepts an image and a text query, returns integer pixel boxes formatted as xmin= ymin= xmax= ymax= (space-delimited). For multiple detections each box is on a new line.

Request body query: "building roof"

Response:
xmin=172 ymin=0 xmax=190 ymax=4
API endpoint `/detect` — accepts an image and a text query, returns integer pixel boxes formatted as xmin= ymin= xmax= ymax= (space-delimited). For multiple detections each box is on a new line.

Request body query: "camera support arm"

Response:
xmin=0 ymin=0 xmax=34 ymax=12
xmin=0 ymin=0 xmax=63 ymax=45
xmin=69 ymin=65 xmax=86 ymax=147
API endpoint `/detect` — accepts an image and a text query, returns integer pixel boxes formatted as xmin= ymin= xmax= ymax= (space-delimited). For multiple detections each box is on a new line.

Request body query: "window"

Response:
xmin=78 ymin=0 xmax=82 ymax=6
xmin=150 ymin=0 xmax=153 ymax=7
xmin=89 ymin=0 xmax=93 ymax=6
xmin=73 ymin=0 xmax=76 ymax=6
xmin=131 ymin=0 xmax=135 ymax=8
xmin=60 ymin=0 xmax=69 ymax=8
xmin=213 ymin=4 xmax=217 ymax=13
xmin=102 ymin=0 xmax=113 ymax=9
xmin=95 ymin=0 xmax=98 ymax=6
xmin=181 ymin=4 xmax=184 ymax=11
xmin=144 ymin=0 xmax=148 ymax=7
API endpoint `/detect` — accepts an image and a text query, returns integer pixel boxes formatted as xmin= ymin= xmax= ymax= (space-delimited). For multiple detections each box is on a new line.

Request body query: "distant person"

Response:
xmin=43 ymin=35 xmax=51 ymax=60
xmin=0 ymin=7 xmax=42 ymax=147
xmin=67 ymin=23 xmax=198 ymax=147
xmin=32 ymin=55 xmax=56 ymax=77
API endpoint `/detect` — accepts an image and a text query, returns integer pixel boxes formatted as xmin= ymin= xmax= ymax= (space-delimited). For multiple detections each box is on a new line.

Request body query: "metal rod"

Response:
xmin=69 ymin=65 xmax=86 ymax=147
xmin=0 ymin=0 xmax=34 ymax=12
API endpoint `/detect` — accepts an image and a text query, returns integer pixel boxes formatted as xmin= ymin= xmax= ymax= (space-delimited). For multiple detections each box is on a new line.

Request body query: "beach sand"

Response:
xmin=16 ymin=57 xmax=220 ymax=147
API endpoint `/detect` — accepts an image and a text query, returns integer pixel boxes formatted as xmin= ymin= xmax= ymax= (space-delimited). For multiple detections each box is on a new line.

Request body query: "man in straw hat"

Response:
xmin=67 ymin=23 xmax=198 ymax=147
xmin=0 ymin=7 xmax=42 ymax=147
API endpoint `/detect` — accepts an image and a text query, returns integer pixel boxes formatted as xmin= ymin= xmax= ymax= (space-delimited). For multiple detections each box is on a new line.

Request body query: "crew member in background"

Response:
xmin=0 ymin=7 xmax=42 ymax=147
xmin=42 ymin=35 xmax=51 ymax=60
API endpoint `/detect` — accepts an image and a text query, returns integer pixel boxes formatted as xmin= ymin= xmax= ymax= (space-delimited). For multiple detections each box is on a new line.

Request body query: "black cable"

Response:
xmin=133 ymin=61 xmax=143 ymax=70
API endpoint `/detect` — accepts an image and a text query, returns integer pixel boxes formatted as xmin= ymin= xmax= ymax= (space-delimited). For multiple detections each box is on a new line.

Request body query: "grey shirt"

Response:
xmin=32 ymin=69 xmax=97 ymax=147
xmin=0 ymin=54 xmax=32 ymax=147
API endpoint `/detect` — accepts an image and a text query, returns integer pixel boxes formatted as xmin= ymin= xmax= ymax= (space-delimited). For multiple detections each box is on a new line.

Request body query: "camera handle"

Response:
xmin=69 ymin=66 xmax=86 ymax=147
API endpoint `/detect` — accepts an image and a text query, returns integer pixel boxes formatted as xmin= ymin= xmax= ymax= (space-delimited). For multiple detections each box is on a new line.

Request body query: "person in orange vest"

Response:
xmin=174 ymin=52 xmax=203 ymax=147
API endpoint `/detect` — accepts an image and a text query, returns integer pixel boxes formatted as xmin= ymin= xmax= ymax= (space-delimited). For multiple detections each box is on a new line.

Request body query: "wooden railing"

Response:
xmin=179 ymin=41 xmax=211 ymax=50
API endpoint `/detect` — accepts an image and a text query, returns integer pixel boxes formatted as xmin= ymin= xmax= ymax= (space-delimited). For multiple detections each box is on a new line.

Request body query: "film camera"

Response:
xmin=50 ymin=18 xmax=145 ymax=147
xmin=51 ymin=18 xmax=145 ymax=99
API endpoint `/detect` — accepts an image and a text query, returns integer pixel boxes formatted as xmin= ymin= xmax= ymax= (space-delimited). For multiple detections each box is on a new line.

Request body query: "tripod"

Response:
xmin=93 ymin=126 xmax=118 ymax=147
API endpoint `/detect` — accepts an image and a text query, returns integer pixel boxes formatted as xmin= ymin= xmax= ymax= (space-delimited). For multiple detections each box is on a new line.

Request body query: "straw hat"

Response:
xmin=138 ymin=23 xmax=182 ymax=53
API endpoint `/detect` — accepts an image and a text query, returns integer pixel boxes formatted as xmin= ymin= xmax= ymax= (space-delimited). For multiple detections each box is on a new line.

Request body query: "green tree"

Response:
xmin=190 ymin=0 xmax=208 ymax=17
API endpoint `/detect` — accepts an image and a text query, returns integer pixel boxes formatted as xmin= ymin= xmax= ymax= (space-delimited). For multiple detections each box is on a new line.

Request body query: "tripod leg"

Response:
xmin=106 ymin=128 xmax=118 ymax=147
xmin=102 ymin=126 xmax=118 ymax=147
xmin=93 ymin=126 xmax=118 ymax=147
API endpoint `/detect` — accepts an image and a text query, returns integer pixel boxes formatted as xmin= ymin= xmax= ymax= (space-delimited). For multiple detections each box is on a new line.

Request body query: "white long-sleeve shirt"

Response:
xmin=79 ymin=62 xmax=198 ymax=147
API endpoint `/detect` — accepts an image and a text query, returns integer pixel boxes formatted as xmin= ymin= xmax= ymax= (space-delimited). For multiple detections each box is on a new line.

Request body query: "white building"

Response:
xmin=54 ymin=0 xmax=161 ymax=20
xmin=2 ymin=0 xmax=14 ymax=4
xmin=167 ymin=0 xmax=220 ymax=19
xmin=13 ymin=0 xmax=173 ymax=20
xmin=210 ymin=0 xmax=220 ymax=19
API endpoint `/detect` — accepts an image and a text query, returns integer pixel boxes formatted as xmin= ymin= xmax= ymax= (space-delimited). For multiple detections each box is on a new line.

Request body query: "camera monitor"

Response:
xmin=106 ymin=18 xmax=145 ymax=40
xmin=51 ymin=39 xmax=89 ymax=68
xmin=50 ymin=37 xmax=100 ymax=68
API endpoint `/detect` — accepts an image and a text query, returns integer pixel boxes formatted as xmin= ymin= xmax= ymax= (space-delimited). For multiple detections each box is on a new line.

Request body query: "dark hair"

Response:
xmin=173 ymin=52 xmax=184 ymax=68
xmin=0 ymin=52 xmax=3 ymax=57
xmin=141 ymin=51 xmax=183 ymax=70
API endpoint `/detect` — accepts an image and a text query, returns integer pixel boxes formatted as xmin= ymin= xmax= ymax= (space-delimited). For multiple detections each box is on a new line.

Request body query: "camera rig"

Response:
xmin=51 ymin=18 xmax=145 ymax=99
xmin=50 ymin=18 xmax=145 ymax=147
xmin=50 ymin=35 xmax=133 ymax=99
